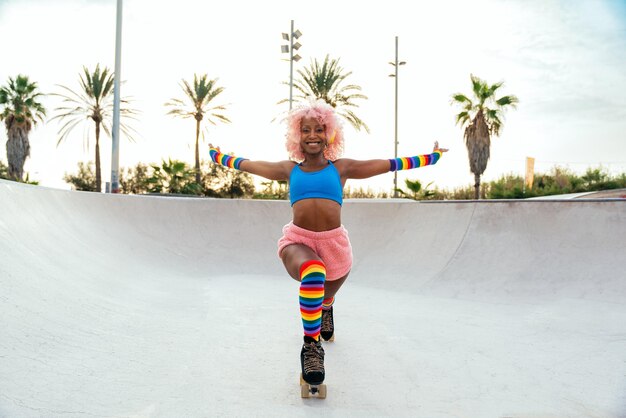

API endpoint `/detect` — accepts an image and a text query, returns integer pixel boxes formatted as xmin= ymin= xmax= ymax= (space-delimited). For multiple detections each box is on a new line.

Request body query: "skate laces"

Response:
xmin=302 ymin=340 xmax=325 ymax=373
xmin=321 ymin=308 xmax=333 ymax=333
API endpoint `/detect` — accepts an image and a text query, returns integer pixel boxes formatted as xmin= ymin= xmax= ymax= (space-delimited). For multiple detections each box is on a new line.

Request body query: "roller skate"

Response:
xmin=299 ymin=336 xmax=326 ymax=398
xmin=320 ymin=306 xmax=334 ymax=342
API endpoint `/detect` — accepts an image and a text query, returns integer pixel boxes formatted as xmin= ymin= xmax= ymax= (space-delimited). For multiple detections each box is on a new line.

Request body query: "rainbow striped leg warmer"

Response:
xmin=299 ymin=260 xmax=326 ymax=341
xmin=209 ymin=147 xmax=248 ymax=170
xmin=322 ymin=296 xmax=334 ymax=311
xmin=389 ymin=150 xmax=442 ymax=171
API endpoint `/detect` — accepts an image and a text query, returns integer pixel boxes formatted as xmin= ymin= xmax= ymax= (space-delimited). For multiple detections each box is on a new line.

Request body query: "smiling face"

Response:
xmin=285 ymin=100 xmax=344 ymax=162
xmin=299 ymin=116 xmax=327 ymax=155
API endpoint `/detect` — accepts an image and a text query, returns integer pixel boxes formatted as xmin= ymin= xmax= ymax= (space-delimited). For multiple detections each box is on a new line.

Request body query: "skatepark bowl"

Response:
xmin=1 ymin=178 xmax=625 ymax=418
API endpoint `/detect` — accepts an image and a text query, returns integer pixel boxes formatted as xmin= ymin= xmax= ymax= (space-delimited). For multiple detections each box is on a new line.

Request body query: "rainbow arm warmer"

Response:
xmin=209 ymin=147 xmax=248 ymax=170
xmin=388 ymin=150 xmax=443 ymax=171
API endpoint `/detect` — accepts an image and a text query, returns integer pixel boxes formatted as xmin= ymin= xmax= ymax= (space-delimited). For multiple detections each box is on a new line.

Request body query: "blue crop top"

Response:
xmin=289 ymin=161 xmax=343 ymax=206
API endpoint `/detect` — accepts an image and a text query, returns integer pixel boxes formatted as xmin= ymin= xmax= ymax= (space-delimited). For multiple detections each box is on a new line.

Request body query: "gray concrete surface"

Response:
xmin=1 ymin=178 xmax=625 ymax=417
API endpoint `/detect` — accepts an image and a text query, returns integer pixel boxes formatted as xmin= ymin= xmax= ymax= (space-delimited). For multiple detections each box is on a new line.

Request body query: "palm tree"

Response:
xmin=286 ymin=55 xmax=369 ymax=133
xmin=451 ymin=74 xmax=519 ymax=199
xmin=51 ymin=64 xmax=138 ymax=192
xmin=165 ymin=74 xmax=230 ymax=184
xmin=0 ymin=75 xmax=46 ymax=181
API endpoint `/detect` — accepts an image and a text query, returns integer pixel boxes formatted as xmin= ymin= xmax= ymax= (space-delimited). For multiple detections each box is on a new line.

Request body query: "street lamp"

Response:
xmin=388 ymin=36 xmax=406 ymax=198
xmin=281 ymin=20 xmax=302 ymax=111
xmin=109 ymin=0 xmax=123 ymax=193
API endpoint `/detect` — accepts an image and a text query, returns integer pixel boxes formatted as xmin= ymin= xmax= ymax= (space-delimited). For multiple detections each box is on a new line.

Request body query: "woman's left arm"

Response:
xmin=340 ymin=141 xmax=448 ymax=180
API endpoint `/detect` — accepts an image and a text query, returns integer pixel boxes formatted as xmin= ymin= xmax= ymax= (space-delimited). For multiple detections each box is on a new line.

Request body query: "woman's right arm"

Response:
xmin=239 ymin=160 xmax=293 ymax=181
xmin=209 ymin=145 xmax=293 ymax=181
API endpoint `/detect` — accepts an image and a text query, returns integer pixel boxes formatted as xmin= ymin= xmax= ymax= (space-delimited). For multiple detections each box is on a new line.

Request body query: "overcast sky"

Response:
xmin=1 ymin=0 xmax=625 ymax=192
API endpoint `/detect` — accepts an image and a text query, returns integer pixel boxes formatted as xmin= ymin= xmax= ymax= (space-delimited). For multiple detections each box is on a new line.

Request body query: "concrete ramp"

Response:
xmin=1 ymin=179 xmax=625 ymax=417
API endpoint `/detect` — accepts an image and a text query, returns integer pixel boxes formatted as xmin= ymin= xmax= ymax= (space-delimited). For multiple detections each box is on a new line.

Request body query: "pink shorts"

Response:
xmin=277 ymin=222 xmax=353 ymax=281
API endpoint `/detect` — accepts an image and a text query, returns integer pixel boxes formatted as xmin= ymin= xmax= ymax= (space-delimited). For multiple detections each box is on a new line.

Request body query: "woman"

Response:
xmin=209 ymin=100 xmax=447 ymax=387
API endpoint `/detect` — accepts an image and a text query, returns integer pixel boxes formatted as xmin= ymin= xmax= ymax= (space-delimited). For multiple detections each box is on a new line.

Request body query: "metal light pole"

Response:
xmin=109 ymin=0 xmax=123 ymax=193
xmin=281 ymin=20 xmax=302 ymax=110
xmin=389 ymin=36 xmax=406 ymax=197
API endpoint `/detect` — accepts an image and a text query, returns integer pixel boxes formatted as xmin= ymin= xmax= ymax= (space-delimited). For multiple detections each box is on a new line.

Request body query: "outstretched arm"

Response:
xmin=209 ymin=145 xmax=293 ymax=181
xmin=341 ymin=141 xmax=448 ymax=180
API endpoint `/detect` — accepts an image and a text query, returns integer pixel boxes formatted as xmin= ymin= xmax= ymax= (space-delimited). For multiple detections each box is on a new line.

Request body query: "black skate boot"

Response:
xmin=320 ymin=306 xmax=334 ymax=342
xmin=300 ymin=336 xmax=325 ymax=385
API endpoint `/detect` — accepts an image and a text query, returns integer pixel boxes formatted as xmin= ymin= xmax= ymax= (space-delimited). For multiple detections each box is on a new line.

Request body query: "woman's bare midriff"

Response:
xmin=292 ymin=198 xmax=342 ymax=231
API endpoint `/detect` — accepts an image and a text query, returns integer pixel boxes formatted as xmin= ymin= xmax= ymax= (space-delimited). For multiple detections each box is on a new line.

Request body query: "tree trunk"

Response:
xmin=6 ymin=125 xmax=30 ymax=181
xmin=474 ymin=173 xmax=481 ymax=200
xmin=95 ymin=122 xmax=101 ymax=192
xmin=195 ymin=120 xmax=201 ymax=184
xmin=464 ymin=110 xmax=491 ymax=201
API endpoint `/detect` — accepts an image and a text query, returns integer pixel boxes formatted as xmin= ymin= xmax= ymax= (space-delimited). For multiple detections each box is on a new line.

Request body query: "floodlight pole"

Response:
xmin=282 ymin=21 xmax=301 ymax=111
xmin=393 ymin=36 xmax=399 ymax=197
xmin=110 ymin=0 xmax=123 ymax=193
xmin=289 ymin=20 xmax=294 ymax=110
xmin=388 ymin=36 xmax=405 ymax=198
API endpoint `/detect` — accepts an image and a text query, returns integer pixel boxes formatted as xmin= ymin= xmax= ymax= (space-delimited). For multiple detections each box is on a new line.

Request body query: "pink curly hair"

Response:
xmin=284 ymin=99 xmax=345 ymax=162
